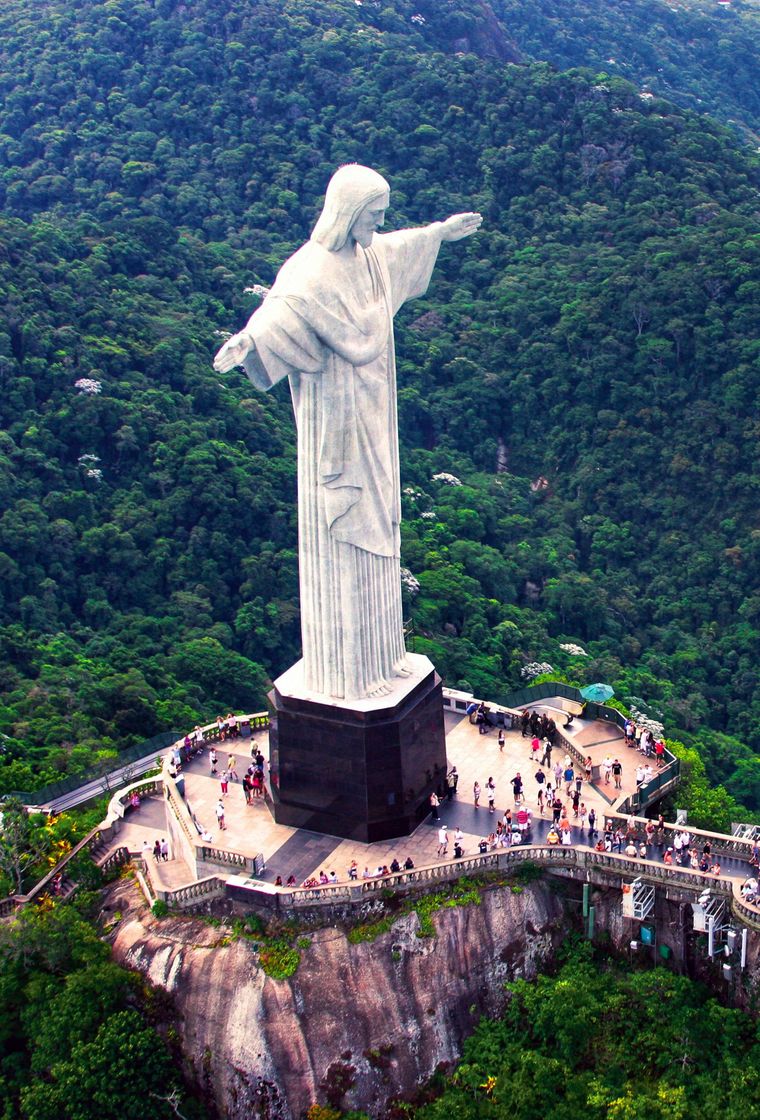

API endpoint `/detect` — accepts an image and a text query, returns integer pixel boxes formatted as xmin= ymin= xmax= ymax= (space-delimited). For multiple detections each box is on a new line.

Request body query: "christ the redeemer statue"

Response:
xmin=214 ymin=164 xmax=481 ymax=701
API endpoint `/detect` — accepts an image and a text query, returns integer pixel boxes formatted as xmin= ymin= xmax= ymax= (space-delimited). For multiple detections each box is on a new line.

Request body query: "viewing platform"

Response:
xmin=5 ymin=686 xmax=757 ymax=935
xmin=93 ymin=694 xmax=758 ymax=926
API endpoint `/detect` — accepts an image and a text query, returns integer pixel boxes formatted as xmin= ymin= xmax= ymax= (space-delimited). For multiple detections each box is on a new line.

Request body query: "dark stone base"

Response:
xmin=267 ymin=659 xmax=447 ymax=843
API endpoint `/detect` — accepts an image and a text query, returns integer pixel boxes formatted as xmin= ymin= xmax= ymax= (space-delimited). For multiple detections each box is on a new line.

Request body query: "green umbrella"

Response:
xmin=580 ymin=683 xmax=615 ymax=703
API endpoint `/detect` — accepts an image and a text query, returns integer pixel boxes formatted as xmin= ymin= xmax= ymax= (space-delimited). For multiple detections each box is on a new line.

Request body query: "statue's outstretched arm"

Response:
xmin=213 ymin=330 xmax=253 ymax=373
xmin=439 ymin=212 xmax=483 ymax=242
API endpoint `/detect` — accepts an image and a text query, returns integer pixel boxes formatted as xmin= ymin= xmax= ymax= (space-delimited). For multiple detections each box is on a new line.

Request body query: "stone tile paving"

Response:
xmin=113 ymin=705 xmax=651 ymax=887
xmin=108 ymin=712 xmax=759 ymax=904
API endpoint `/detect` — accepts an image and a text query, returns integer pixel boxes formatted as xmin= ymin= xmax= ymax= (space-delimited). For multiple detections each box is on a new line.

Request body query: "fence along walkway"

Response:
xmin=221 ymin=842 xmax=760 ymax=932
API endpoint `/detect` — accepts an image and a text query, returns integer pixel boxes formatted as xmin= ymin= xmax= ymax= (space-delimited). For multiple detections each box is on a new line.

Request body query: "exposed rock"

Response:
xmin=109 ymin=879 xmax=564 ymax=1118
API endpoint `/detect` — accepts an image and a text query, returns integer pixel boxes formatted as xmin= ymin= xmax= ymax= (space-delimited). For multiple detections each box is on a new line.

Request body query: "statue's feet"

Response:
xmin=393 ymin=657 xmax=414 ymax=679
xmin=367 ymin=679 xmax=392 ymax=698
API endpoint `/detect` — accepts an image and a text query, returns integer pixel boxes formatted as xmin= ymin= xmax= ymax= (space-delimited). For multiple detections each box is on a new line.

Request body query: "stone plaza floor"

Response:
xmin=115 ymin=700 xmax=666 ymax=889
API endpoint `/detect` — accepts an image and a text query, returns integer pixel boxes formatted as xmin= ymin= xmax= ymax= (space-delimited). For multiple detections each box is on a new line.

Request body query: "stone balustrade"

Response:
xmin=230 ymin=842 xmax=759 ymax=932
xmin=160 ymin=875 xmax=227 ymax=908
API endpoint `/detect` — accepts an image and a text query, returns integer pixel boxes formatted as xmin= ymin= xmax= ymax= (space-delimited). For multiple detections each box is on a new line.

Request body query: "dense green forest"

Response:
xmin=0 ymin=890 xmax=209 ymax=1119
xmin=405 ymin=945 xmax=760 ymax=1120
xmin=0 ymin=0 xmax=758 ymax=818
xmin=495 ymin=0 xmax=760 ymax=143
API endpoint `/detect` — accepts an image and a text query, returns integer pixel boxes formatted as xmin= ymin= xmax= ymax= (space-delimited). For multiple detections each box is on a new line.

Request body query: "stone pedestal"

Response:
xmin=267 ymin=653 xmax=447 ymax=843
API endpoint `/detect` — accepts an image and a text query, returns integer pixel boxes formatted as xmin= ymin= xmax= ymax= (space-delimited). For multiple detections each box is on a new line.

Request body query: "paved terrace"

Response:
xmin=114 ymin=699 xmax=698 ymax=893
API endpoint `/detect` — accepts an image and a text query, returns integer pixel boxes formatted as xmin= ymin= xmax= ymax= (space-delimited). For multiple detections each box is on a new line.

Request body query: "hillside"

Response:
xmin=0 ymin=0 xmax=758 ymax=813
xmin=494 ymin=0 xmax=760 ymax=144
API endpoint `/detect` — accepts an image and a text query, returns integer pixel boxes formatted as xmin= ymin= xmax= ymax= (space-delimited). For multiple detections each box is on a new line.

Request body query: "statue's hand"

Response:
xmin=440 ymin=212 xmax=483 ymax=242
xmin=213 ymin=331 xmax=254 ymax=372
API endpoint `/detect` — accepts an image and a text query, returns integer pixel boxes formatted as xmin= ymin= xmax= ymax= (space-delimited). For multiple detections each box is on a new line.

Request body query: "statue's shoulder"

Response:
xmin=269 ymin=240 xmax=341 ymax=302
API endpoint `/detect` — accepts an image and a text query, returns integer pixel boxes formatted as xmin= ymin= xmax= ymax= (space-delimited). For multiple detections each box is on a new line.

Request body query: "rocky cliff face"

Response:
xmin=108 ymin=879 xmax=565 ymax=1118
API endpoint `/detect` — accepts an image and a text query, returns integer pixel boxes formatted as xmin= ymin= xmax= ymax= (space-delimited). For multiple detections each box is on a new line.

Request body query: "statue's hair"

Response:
xmin=311 ymin=164 xmax=390 ymax=251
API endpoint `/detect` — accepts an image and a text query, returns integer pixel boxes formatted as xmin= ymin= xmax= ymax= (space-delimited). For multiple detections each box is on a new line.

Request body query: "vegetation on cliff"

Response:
xmin=0 ymin=894 xmax=208 ymax=1119
xmin=0 ymin=0 xmax=757 ymax=820
xmin=408 ymin=944 xmax=760 ymax=1120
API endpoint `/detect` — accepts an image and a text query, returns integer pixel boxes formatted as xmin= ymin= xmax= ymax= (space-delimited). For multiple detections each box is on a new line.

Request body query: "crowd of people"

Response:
xmin=273 ymin=856 xmax=418 ymax=889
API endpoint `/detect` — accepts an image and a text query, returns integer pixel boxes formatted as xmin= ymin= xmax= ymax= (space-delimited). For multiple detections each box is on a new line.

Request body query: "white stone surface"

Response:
xmin=273 ymin=652 xmax=436 ymax=713
xmin=214 ymin=165 xmax=481 ymax=701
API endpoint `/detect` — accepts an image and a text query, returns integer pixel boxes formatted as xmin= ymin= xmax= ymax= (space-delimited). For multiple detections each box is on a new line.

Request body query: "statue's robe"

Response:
xmin=242 ymin=225 xmax=442 ymax=699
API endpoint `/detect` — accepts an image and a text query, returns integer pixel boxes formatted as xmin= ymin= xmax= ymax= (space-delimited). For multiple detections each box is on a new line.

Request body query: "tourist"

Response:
xmin=141 ymin=840 xmax=151 ymax=863
xmin=498 ymin=728 xmax=505 ymax=752
xmin=454 ymin=827 xmax=464 ymax=848
xmin=153 ymin=839 xmax=161 ymax=862
xmin=274 ymin=875 xmax=283 ymax=887
xmin=286 ymin=874 xmax=297 ymax=887
xmin=437 ymin=824 xmax=449 ymax=857
xmin=447 ymin=767 xmax=458 ymax=798
xmin=571 ymin=789 xmax=580 ymax=816
xmin=564 ymin=764 xmax=574 ymax=795
xmin=537 ymin=788 xmax=544 ymax=814
xmin=612 ymin=759 xmax=623 ymax=789
xmin=486 ymin=777 xmax=496 ymax=813
xmin=638 ymin=842 xmax=647 ymax=859
xmin=540 ymin=738 xmax=553 ymax=767
xmin=220 ymin=769 xmax=229 ymax=796
xmin=588 ymin=808 xmax=597 ymax=838
xmin=160 ymin=838 xmax=169 ymax=861
xmin=602 ymin=755 xmax=613 ymax=785
xmin=552 ymin=796 xmax=563 ymax=825
xmin=531 ymin=734 xmax=540 ymax=757
xmin=390 ymin=857 xmax=400 ymax=873
xmin=215 ymin=800 xmax=226 ymax=830
xmin=348 ymin=861 xmax=358 ymax=880
xmin=328 ymin=871 xmax=338 ymax=884
xmin=553 ymin=760 xmax=563 ymax=788
xmin=663 ymin=848 xmax=673 ymax=865
xmin=520 ymin=709 xmax=530 ymax=737
xmin=561 ymin=828 xmax=572 ymax=847
xmin=711 ymin=861 xmax=722 ymax=876
xmin=454 ymin=840 xmax=464 ymax=859
xmin=209 ymin=748 xmax=218 ymax=775
xmin=404 ymin=856 xmax=415 ymax=870
xmin=473 ymin=780 xmax=481 ymax=808
xmin=227 ymin=754 xmax=239 ymax=781
xmin=430 ymin=791 xmax=440 ymax=820
xmin=625 ymin=840 xmax=638 ymax=858
xmin=584 ymin=756 xmax=593 ymax=782
xmin=546 ymin=827 xmax=560 ymax=846
xmin=741 ymin=877 xmax=758 ymax=903
xmin=478 ymin=837 xmax=488 ymax=854
xmin=242 ymin=773 xmax=252 ymax=805
xmin=511 ymin=772 xmax=523 ymax=804
xmin=579 ymin=802 xmax=587 ymax=830
xmin=362 ymin=867 xmax=372 ymax=879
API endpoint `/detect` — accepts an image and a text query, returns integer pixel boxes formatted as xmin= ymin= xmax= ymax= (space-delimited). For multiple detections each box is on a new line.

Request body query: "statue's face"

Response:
xmin=350 ymin=191 xmax=390 ymax=248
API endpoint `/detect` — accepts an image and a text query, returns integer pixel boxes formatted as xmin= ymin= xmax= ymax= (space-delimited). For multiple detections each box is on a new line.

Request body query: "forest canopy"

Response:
xmin=0 ymin=0 xmax=757 ymax=817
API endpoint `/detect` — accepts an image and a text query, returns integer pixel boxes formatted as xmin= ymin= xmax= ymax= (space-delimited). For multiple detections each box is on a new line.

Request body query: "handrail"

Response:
xmin=604 ymin=810 xmax=757 ymax=861
xmin=227 ymin=841 xmax=759 ymax=928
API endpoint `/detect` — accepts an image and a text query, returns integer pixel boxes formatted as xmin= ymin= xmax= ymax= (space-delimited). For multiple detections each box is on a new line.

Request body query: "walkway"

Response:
xmin=113 ymin=703 xmax=645 ymax=883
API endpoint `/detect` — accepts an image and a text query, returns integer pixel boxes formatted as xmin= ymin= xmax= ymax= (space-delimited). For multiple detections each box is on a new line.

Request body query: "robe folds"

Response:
xmin=242 ymin=225 xmax=442 ymax=699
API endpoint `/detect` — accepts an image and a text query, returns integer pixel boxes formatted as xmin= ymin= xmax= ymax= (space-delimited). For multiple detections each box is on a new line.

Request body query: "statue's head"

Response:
xmin=311 ymin=164 xmax=391 ymax=251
